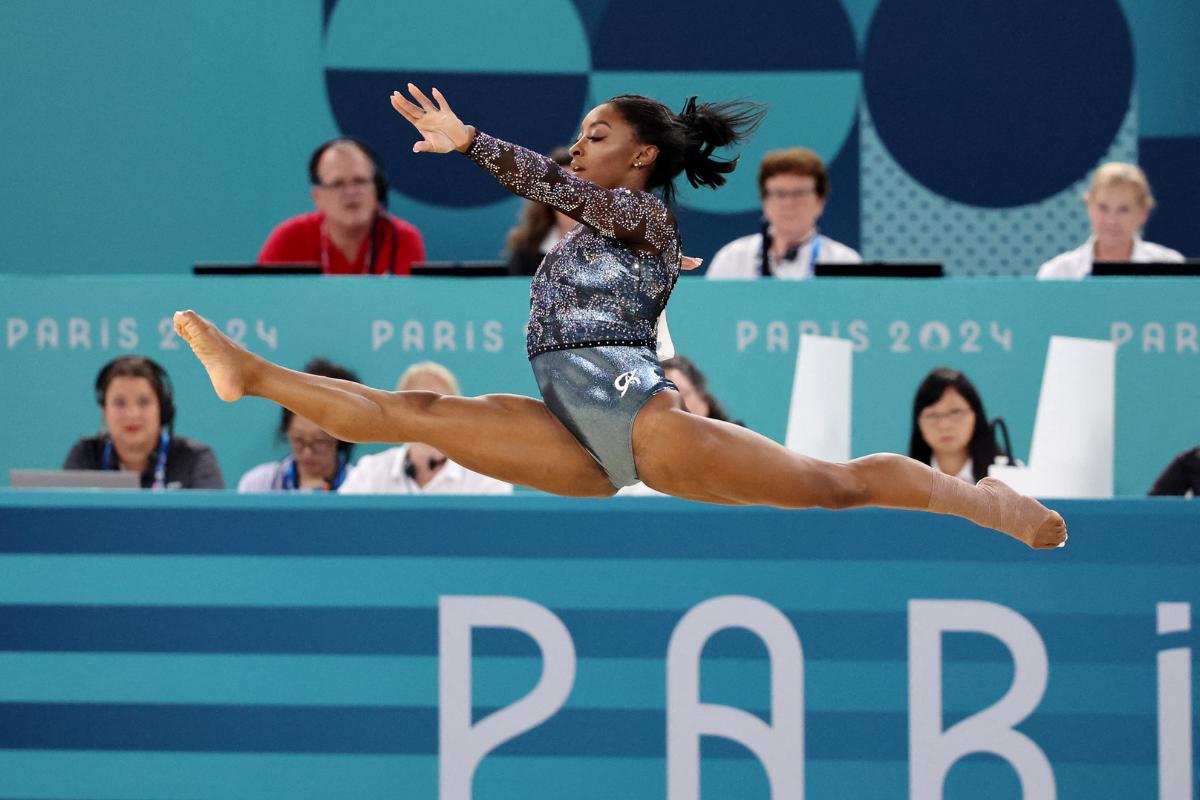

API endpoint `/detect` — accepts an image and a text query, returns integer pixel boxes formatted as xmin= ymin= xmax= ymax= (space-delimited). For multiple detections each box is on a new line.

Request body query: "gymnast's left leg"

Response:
xmin=631 ymin=392 xmax=1066 ymax=549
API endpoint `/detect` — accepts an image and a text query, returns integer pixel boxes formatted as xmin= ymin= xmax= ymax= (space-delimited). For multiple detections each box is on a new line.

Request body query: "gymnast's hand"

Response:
xmin=390 ymin=84 xmax=475 ymax=154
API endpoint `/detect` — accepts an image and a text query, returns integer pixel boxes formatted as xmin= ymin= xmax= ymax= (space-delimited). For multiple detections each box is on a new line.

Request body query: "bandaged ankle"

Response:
xmin=927 ymin=469 xmax=999 ymax=530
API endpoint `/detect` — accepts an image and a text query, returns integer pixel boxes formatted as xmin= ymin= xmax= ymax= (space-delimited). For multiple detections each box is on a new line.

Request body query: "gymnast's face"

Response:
xmin=569 ymin=104 xmax=654 ymax=191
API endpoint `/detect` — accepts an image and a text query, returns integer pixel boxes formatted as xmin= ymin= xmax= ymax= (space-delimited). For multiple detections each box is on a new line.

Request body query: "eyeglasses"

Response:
xmin=315 ymin=176 xmax=373 ymax=192
xmin=918 ymin=408 xmax=973 ymax=425
xmin=289 ymin=435 xmax=337 ymax=455
xmin=763 ymin=188 xmax=817 ymax=201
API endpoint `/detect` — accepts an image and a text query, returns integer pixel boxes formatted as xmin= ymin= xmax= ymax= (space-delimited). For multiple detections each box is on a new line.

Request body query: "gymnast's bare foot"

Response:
xmin=978 ymin=477 xmax=1068 ymax=550
xmin=173 ymin=310 xmax=255 ymax=402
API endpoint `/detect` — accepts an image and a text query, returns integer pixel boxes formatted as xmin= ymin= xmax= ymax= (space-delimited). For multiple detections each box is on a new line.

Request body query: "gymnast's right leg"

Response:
xmin=173 ymin=310 xmax=616 ymax=497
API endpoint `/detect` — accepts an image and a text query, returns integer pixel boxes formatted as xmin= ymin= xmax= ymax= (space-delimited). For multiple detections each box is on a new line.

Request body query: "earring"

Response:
xmin=634 ymin=160 xmax=642 ymax=168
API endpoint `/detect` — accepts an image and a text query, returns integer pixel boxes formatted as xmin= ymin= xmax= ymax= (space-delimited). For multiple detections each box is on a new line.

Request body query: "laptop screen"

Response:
xmin=1090 ymin=261 xmax=1200 ymax=277
xmin=8 ymin=469 xmax=142 ymax=489
xmin=193 ymin=263 xmax=322 ymax=276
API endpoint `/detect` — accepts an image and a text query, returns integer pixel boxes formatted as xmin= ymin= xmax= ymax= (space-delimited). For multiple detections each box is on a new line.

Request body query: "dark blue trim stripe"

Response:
xmin=1 ymin=500 xmax=1197 ymax=563
xmin=0 ymin=605 xmax=1168 ymax=663
xmin=0 ymin=702 xmax=1156 ymax=764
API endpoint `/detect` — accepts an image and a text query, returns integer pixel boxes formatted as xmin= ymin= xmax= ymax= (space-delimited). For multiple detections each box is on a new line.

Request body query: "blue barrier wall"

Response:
xmin=0 ymin=0 xmax=1196 ymax=276
xmin=3 ymin=275 xmax=1199 ymax=495
xmin=0 ymin=491 xmax=1196 ymax=799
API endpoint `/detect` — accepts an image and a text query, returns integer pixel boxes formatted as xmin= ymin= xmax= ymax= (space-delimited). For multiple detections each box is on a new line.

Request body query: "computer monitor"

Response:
xmin=193 ymin=263 xmax=322 ymax=276
xmin=1090 ymin=261 xmax=1200 ymax=277
xmin=813 ymin=261 xmax=944 ymax=278
xmin=411 ymin=261 xmax=509 ymax=277
xmin=9 ymin=469 xmax=142 ymax=489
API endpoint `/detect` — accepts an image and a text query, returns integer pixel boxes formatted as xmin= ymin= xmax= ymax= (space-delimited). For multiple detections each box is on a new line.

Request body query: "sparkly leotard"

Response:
xmin=466 ymin=132 xmax=681 ymax=357
xmin=466 ymin=132 xmax=681 ymax=487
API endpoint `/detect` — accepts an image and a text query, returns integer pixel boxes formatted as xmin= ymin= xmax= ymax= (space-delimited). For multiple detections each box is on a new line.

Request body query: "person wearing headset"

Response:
xmin=63 ymin=355 xmax=224 ymax=489
xmin=237 ymin=357 xmax=361 ymax=492
xmin=338 ymin=361 xmax=512 ymax=495
xmin=705 ymin=147 xmax=861 ymax=279
xmin=258 ymin=137 xmax=426 ymax=275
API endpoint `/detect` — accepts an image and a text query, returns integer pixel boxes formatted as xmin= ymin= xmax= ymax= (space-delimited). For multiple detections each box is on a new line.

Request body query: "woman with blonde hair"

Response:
xmin=1037 ymin=162 xmax=1183 ymax=279
xmin=337 ymin=361 xmax=512 ymax=495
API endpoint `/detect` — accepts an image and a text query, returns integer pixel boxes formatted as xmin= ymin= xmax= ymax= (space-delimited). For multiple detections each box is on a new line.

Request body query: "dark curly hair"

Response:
xmin=605 ymin=95 xmax=766 ymax=205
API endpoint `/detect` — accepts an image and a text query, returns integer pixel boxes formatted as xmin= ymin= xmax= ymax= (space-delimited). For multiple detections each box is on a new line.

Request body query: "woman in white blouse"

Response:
xmin=1037 ymin=162 xmax=1183 ymax=279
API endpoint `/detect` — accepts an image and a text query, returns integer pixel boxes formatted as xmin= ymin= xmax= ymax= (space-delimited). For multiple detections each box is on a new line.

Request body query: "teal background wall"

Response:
xmin=3 ymin=276 xmax=1198 ymax=496
xmin=0 ymin=0 xmax=1196 ymax=277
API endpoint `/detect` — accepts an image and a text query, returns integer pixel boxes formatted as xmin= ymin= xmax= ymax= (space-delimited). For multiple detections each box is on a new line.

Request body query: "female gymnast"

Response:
xmin=174 ymin=84 xmax=1066 ymax=549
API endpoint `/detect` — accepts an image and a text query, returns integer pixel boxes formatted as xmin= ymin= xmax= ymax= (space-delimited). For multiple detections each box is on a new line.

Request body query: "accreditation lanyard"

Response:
xmin=281 ymin=455 xmax=347 ymax=492
xmin=319 ymin=219 xmax=377 ymax=274
xmin=102 ymin=430 xmax=170 ymax=489
xmin=806 ymin=236 xmax=822 ymax=277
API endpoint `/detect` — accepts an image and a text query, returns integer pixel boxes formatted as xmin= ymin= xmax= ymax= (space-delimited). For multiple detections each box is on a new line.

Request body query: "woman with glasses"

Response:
xmin=236 ymin=357 xmax=360 ymax=492
xmin=909 ymin=368 xmax=1000 ymax=483
xmin=706 ymin=147 xmax=861 ymax=279
xmin=175 ymin=83 xmax=1065 ymax=550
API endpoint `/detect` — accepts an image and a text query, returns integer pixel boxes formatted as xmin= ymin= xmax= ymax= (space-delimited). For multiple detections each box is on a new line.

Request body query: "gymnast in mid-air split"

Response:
xmin=175 ymin=83 xmax=1066 ymax=549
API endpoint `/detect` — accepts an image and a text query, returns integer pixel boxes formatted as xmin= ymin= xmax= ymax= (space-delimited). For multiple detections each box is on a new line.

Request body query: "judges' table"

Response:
xmin=2 ymin=274 xmax=1199 ymax=496
xmin=0 ymin=490 xmax=1196 ymax=799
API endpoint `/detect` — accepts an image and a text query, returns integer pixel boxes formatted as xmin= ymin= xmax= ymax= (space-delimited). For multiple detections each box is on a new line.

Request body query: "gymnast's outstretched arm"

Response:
xmin=390 ymin=85 xmax=675 ymax=255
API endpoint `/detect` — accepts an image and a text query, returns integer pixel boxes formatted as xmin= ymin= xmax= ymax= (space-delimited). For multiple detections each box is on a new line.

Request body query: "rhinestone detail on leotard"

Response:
xmin=466 ymin=132 xmax=681 ymax=359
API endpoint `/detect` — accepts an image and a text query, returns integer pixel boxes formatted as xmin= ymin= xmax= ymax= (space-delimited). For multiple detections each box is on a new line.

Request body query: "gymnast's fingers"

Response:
xmin=407 ymin=83 xmax=437 ymax=113
xmin=390 ymin=91 xmax=421 ymax=122
xmin=431 ymin=87 xmax=454 ymax=115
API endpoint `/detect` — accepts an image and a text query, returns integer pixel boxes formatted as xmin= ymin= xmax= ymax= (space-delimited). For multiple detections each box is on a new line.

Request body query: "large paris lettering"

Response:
xmin=908 ymin=599 xmax=1055 ymax=799
xmin=437 ymin=595 xmax=1191 ymax=799
xmin=438 ymin=596 xmax=576 ymax=800
xmin=666 ymin=595 xmax=806 ymax=800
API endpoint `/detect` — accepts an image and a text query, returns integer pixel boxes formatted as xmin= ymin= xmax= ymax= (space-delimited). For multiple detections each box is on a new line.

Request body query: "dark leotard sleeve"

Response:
xmin=465 ymin=132 xmax=675 ymax=256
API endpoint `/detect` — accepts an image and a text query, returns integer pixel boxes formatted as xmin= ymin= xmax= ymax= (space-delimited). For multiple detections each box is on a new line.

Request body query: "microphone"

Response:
xmin=990 ymin=417 xmax=1016 ymax=466
xmin=759 ymin=217 xmax=773 ymax=277
xmin=405 ymin=454 xmax=448 ymax=479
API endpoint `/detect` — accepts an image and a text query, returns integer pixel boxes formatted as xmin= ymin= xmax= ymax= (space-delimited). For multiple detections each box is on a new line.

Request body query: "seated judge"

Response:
xmin=64 ymin=355 xmax=224 ymax=489
xmin=237 ymin=357 xmax=361 ymax=492
xmin=1037 ymin=162 xmax=1183 ymax=280
xmin=258 ymin=137 xmax=426 ymax=275
xmin=338 ymin=362 xmax=513 ymax=495
xmin=908 ymin=367 xmax=1001 ymax=483
xmin=706 ymin=147 xmax=861 ymax=279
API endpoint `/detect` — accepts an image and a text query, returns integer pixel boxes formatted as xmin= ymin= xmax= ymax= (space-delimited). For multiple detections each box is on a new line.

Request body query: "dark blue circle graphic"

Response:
xmin=325 ymin=70 xmax=588 ymax=208
xmin=593 ymin=0 xmax=857 ymax=70
xmin=863 ymin=0 xmax=1133 ymax=207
